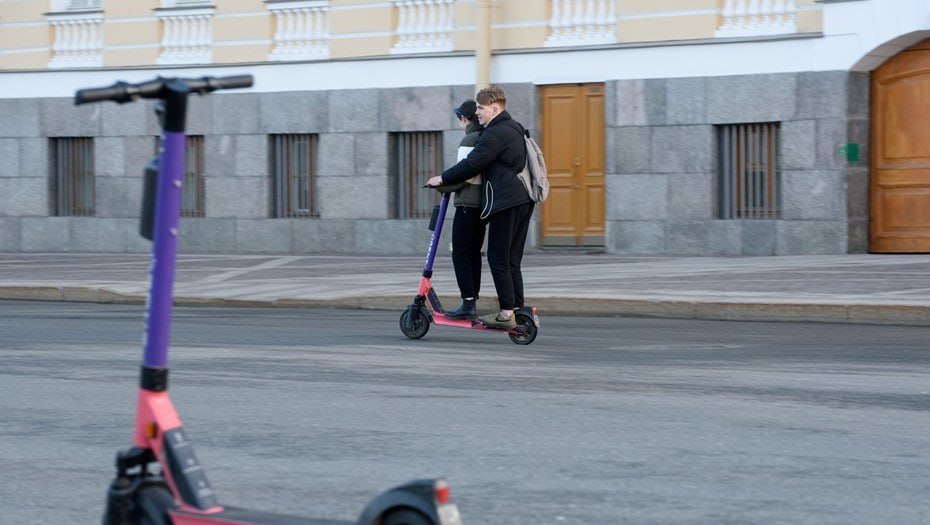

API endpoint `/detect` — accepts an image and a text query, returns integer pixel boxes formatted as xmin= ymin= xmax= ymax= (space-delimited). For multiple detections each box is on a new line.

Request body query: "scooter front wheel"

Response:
xmin=509 ymin=313 xmax=538 ymax=345
xmin=381 ymin=508 xmax=434 ymax=525
xmin=133 ymin=485 xmax=176 ymax=525
xmin=400 ymin=307 xmax=430 ymax=339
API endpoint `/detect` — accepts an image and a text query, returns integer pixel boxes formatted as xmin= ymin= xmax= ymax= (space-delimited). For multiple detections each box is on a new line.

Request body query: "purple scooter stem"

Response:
xmin=423 ymin=193 xmax=450 ymax=274
xmin=142 ymin=131 xmax=185 ymax=369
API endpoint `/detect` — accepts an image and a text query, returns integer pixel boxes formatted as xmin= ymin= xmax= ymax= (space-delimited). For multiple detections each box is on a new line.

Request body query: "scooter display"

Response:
xmin=77 ymin=75 xmax=462 ymax=525
xmin=399 ymin=192 xmax=539 ymax=345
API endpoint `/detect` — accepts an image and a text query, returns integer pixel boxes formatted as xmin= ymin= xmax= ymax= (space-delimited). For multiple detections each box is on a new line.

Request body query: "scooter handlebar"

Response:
xmin=75 ymin=75 xmax=254 ymax=106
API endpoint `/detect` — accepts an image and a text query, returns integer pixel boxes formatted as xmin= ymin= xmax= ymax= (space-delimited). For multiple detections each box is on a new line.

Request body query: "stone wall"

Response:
xmin=0 ymin=73 xmax=867 ymax=255
xmin=605 ymin=71 xmax=868 ymax=255
xmin=0 ymin=83 xmax=537 ymax=254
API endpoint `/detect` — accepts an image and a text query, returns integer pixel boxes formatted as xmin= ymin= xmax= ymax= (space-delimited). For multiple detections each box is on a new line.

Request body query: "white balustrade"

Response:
xmin=546 ymin=0 xmax=617 ymax=47
xmin=268 ymin=1 xmax=330 ymax=61
xmin=391 ymin=0 xmax=455 ymax=55
xmin=48 ymin=12 xmax=104 ymax=68
xmin=716 ymin=0 xmax=798 ymax=37
xmin=156 ymin=7 xmax=214 ymax=65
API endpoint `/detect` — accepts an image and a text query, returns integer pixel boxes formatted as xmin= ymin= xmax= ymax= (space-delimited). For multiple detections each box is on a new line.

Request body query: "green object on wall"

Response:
xmin=839 ymin=143 xmax=860 ymax=163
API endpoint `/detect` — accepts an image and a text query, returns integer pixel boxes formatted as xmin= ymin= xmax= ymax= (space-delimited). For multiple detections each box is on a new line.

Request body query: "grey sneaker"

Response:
xmin=478 ymin=312 xmax=516 ymax=329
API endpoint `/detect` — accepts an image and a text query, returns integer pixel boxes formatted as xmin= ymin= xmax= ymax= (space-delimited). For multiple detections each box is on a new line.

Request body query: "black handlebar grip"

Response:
xmin=214 ymin=75 xmax=253 ymax=90
xmin=74 ymin=81 xmax=130 ymax=105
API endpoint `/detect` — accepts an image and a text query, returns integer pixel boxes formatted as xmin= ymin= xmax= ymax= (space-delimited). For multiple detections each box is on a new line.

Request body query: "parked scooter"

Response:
xmin=400 ymin=191 xmax=539 ymax=345
xmin=76 ymin=75 xmax=462 ymax=525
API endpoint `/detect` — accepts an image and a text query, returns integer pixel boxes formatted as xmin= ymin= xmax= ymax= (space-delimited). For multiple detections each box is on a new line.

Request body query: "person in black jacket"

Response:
xmin=427 ymin=86 xmax=533 ymax=330
xmin=434 ymin=100 xmax=485 ymax=320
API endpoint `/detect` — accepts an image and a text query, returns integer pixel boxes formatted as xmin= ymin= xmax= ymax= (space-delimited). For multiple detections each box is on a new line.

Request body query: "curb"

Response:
xmin=2 ymin=285 xmax=930 ymax=326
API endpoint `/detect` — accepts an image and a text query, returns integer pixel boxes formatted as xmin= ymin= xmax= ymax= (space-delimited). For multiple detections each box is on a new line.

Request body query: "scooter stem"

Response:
xmin=142 ymin=131 xmax=184 ymax=370
xmin=422 ymin=193 xmax=450 ymax=276
xmin=142 ymin=85 xmax=189 ymax=373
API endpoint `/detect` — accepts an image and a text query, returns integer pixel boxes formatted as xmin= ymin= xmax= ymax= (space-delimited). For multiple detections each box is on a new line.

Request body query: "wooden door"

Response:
xmin=871 ymin=39 xmax=930 ymax=252
xmin=538 ymin=83 xmax=605 ymax=246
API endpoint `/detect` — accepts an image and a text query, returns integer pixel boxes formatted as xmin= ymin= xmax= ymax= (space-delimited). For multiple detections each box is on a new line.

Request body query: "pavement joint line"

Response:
xmin=190 ymin=255 xmax=305 ymax=285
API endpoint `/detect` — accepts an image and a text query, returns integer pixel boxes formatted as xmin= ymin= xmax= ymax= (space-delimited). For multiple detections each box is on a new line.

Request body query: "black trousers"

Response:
xmin=451 ymin=206 xmax=486 ymax=299
xmin=487 ymin=202 xmax=534 ymax=310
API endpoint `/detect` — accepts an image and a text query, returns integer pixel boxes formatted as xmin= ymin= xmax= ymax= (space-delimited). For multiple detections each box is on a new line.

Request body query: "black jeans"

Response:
xmin=451 ymin=206 xmax=486 ymax=299
xmin=486 ymin=202 xmax=534 ymax=310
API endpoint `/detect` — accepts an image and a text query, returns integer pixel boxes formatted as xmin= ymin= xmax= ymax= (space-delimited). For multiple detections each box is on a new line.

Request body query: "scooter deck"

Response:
xmin=432 ymin=306 xmax=537 ymax=333
xmin=171 ymin=507 xmax=352 ymax=525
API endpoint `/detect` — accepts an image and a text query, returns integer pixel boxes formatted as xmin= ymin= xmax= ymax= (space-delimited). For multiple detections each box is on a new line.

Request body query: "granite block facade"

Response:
xmin=3 ymin=72 xmax=869 ymax=255
xmin=607 ymin=70 xmax=865 ymax=255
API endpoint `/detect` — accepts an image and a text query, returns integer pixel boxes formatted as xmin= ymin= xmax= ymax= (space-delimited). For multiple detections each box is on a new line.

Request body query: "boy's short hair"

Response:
xmin=476 ymin=86 xmax=507 ymax=108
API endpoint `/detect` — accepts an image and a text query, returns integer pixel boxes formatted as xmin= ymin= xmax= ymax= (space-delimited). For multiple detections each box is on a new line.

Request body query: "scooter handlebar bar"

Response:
xmin=74 ymin=75 xmax=254 ymax=105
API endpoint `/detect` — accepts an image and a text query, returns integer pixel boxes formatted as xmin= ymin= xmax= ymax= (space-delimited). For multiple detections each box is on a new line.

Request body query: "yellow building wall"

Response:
xmin=0 ymin=24 xmax=49 ymax=49
xmin=104 ymin=47 xmax=160 ymax=67
xmin=0 ymin=0 xmax=45 ymax=22
xmin=104 ymin=21 xmax=159 ymax=47
xmin=331 ymin=36 xmax=394 ymax=59
xmin=0 ymin=49 xmax=47 ymax=69
xmin=214 ymin=13 xmax=271 ymax=42
xmin=620 ymin=14 xmax=720 ymax=43
xmin=330 ymin=5 xmax=392 ymax=35
xmin=215 ymin=0 xmax=266 ymax=15
xmin=106 ymin=1 xmax=158 ymax=18
xmin=213 ymin=44 xmax=269 ymax=63
xmin=0 ymin=0 xmax=826 ymax=70
xmin=621 ymin=0 xmax=718 ymax=14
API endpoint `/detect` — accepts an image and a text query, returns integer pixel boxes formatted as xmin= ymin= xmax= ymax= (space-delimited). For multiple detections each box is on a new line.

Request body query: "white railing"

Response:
xmin=716 ymin=0 xmax=798 ymax=37
xmin=48 ymin=12 xmax=104 ymax=68
xmin=156 ymin=7 xmax=214 ymax=65
xmin=268 ymin=0 xmax=331 ymax=61
xmin=545 ymin=0 xmax=617 ymax=47
xmin=390 ymin=0 xmax=455 ymax=55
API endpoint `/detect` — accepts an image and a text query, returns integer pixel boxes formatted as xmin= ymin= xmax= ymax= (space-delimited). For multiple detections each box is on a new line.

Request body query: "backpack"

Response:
xmin=516 ymin=130 xmax=550 ymax=203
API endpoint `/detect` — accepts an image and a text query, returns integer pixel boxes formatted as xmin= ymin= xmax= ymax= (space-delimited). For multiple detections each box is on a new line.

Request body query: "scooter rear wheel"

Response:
xmin=509 ymin=313 xmax=537 ymax=345
xmin=381 ymin=508 xmax=434 ymax=525
xmin=400 ymin=307 xmax=430 ymax=339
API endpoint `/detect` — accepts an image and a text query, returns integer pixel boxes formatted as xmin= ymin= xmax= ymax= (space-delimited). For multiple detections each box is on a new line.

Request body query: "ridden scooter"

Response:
xmin=399 ymin=191 xmax=539 ymax=345
xmin=77 ymin=76 xmax=462 ymax=525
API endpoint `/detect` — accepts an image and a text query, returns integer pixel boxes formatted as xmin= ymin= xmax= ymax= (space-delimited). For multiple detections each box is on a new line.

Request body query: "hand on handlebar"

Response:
xmin=425 ymin=175 xmax=443 ymax=188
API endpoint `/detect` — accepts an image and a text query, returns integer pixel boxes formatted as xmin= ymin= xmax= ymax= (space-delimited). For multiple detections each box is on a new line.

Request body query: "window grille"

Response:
xmin=390 ymin=132 xmax=442 ymax=219
xmin=51 ymin=137 xmax=95 ymax=217
xmin=717 ymin=123 xmax=780 ymax=219
xmin=181 ymin=136 xmax=205 ymax=217
xmin=270 ymin=134 xmax=319 ymax=218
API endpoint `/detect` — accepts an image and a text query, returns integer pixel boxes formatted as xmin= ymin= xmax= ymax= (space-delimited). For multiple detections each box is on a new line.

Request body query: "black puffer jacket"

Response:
xmin=440 ymin=111 xmax=530 ymax=218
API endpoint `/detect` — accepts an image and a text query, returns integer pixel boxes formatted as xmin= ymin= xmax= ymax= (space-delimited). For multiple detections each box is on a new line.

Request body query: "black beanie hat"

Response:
xmin=454 ymin=99 xmax=477 ymax=121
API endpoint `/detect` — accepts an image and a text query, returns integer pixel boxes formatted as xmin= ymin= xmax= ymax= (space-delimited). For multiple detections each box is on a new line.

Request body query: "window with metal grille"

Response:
xmin=717 ymin=123 xmax=781 ymax=219
xmin=270 ymin=134 xmax=319 ymax=218
xmin=389 ymin=131 xmax=442 ymax=219
xmin=181 ymin=135 xmax=205 ymax=217
xmin=51 ymin=137 xmax=95 ymax=217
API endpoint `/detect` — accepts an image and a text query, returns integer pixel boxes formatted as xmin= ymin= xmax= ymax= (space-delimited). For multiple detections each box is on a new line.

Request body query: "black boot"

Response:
xmin=445 ymin=298 xmax=476 ymax=320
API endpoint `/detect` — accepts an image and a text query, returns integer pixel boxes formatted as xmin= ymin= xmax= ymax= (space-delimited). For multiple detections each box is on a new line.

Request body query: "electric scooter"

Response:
xmin=399 ymin=191 xmax=539 ymax=345
xmin=76 ymin=76 xmax=462 ymax=525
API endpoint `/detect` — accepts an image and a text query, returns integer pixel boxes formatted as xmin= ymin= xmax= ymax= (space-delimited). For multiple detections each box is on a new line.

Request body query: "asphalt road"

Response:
xmin=2 ymin=301 xmax=929 ymax=524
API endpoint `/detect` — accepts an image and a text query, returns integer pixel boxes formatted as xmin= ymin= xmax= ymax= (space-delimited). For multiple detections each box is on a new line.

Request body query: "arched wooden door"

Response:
xmin=871 ymin=39 xmax=930 ymax=252
xmin=538 ymin=83 xmax=605 ymax=247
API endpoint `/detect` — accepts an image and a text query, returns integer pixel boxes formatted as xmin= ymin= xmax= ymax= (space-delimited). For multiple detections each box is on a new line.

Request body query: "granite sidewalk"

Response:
xmin=2 ymin=252 xmax=930 ymax=325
